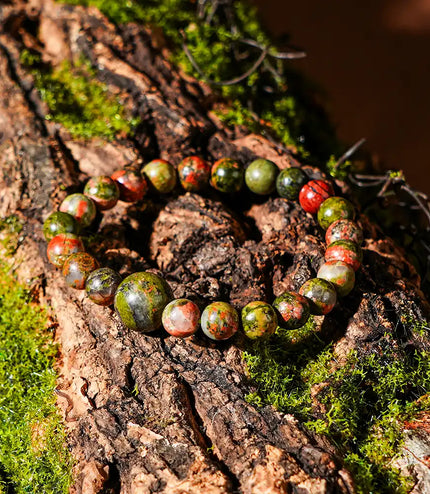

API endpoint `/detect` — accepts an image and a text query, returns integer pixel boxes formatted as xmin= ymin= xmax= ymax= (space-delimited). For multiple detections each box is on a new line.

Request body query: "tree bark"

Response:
xmin=0 ymin=1 xmax=428 ymax=493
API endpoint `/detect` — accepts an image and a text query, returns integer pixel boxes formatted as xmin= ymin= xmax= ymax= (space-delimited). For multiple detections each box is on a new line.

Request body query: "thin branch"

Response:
xmin=334 ymin=137 xmax=366 ymax=171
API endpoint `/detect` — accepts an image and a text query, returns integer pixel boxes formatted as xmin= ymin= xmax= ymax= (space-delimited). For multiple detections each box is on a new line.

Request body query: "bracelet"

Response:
xmin=42 ymin=157 xmax=363 ymax=341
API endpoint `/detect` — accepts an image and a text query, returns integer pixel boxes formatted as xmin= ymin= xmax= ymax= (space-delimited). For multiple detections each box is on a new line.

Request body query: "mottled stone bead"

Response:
xmin=326 ymin=219 xmax=363 ymax=246
xmin=201 ymin=302 xmax=239 ymax=340
xmin=114 ymin=272 xmax=173 ymax=332
xmin=210 ymin=158 xmax=243 ymax=194
xmin=84 ymin=176 xmax=120 ymax=210
xmin=241 ymin=301 xmax=278 ymax=339
xmin=62 ymin=252 xmax=99 ymax=290
xmin=141 ymin=159 xmax=177 ymax=194
xmin=59 ymin=193 xmax=97 ymax=228
xmin=111 ymin=169 xmax=148 ymax=202
xmin=317 ymin=196 xmax=355 ymax=230
xmin=162 ymin=299 xmax=200 ymax=337
xmin=299 ymin=278 xmax=337 ymax=315
xmin=299 ymin=179 xmax=334 ymax=214
xmin=317 ymin=261 xmax=355 ymax=297
xmin=276 ymin=167 xmax=308 ymax=200
xmin=43 ymin=211 xmax=79 ymax=241
xmin=47 ymin=233 xmax=85 ymax=268
xmin=178 ymin=156 xmax=211 ymax=192
xmin=325 ymin=240 xmax=363 ymax=271
xmin=245 ymin=159 xmax=278 ymax=195
xmin=272 ymin=292 xmax=310 ymax=330
xmin=85 ymin=267 xmax=122 ymax=306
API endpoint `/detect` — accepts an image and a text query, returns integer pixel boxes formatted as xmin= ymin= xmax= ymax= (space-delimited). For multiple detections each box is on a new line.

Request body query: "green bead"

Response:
xmin=85 ymin=267 xmax=122 ymax=306
xmin=272 ymin=292 xmax=310 ymax=329
xmin=62 ymin=252 xmax=99 ymax=290
xmin=245 ymin=159 xmax=278 ymax=195
xmin=317 ymin=261 xmax=355 ymax=297
xmin=299 ymin=278 xmax=337 ymax=315
xmin=210 ymin=158 xmax=243 ymax=193
xmin=43 ymin=211 xmax=79 ymax=241
xmin=317 ymin=196 xmax=355 ymax=230
xmin=114 ymin=272 xmax=173 ymax=332
xmin=241 ymin=301 xmax=277 ymax=339
xmin=59 ymin=193 xmax=97 ymax=229
xmin=142 ymin=159 xmax=177 ymax=194
xmin=276 ymin=167 xmax=308 ymax=200
xmin=84 ymin=176 xmax=119 ymax=210
xmin=201 ymin=302 xmax=239 ymax=340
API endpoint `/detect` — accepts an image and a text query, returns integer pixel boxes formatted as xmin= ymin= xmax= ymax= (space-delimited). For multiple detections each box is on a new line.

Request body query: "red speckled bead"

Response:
xmin=299 ymin=278 xmax=337 ymax=315
xmin=272 ymin=292 xmax=310 ymax=330
xmin=162 ymin=298 xmax=200 ymax=337
xmin=84 ymin=176 xmax=120 ymax=210
xmin=178 ymin=156 xmax=211 ymax=192
xmin=201 ymin=302 xmax=239 ymax=340
xmin=326 ymin=219 xmax=363 ymax=246
xmin=325 ymin=240 xmax=363 ymax=271
xmin=111 ymin=169 xmax=148 ymax=202
xmin=60 ymin=193 xmax=97 ymax=228
xmin=62 ymin=252 xmax=99 ymax=290
xmin=47 ymin=233 xmax=85 ymax=268
xmin=299 ymin=179 xmax=334 ymax=214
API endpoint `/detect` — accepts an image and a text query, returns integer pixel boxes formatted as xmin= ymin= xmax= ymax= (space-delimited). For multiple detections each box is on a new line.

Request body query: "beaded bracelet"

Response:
xmin=43 ymin=157 xmax=363 ymax=341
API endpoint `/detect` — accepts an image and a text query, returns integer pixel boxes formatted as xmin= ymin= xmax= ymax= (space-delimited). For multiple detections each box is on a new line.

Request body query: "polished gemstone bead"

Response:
xmin=245 ymin=159 xmax=278 ymax=195
xmin=59 ymin=193 xmax=97 ymax=228
xmin=317 ymin=196 xmax=355 ymax=230
xmin=325 ymin=240 xmax=363 ymax=271
xmin=114 ymin=272 xmax=173 ymax=332
xmin=317 ymin=261 xmax=355 ymax=297
xmin=85 ymin=267 xmax=122 ymax=306
xmin=111 ymin=169 xmax=148 ymax=202
xmin=141 ymin=159 xmax=177 ymax=194
xmin=272 ymin=292 xmax=310 ymax=329
xmin=241 ymin=301 xmax=278 ymax=339
xmin=299 ymin=179 xmax=334 ymax=214
xmin=201 ymin=301 xmax=239 ymax=340
xmin=43 ymin=211 xmax=79 ymax=241
xmin=276 ymin=167 xmax=308 ymax=200
xmin=162 ymin=298 xmax=200 ymax=337
xmin=84 ymin=176 xmax=120 ymax=210
xmin=210 ymin=158 xmax=243 ymax=194
xmin=299 ymin=278 xmax=337 ymax=315
xmin=178 ymin=156 xmax=211 ymax=192
xmin=62 ymin=252 xmax=99 ymax=290
xmin=326 ymin=219 xmax=363 ymax=246
xmin=47 ymin=233 xmax=85 ymax=268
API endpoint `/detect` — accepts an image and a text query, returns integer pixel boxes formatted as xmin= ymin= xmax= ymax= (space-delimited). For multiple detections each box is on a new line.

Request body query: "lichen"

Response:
xmin=20 ymin=51 xmax=139 ymax=139
xmin=243 ymin=318 xmax=430 ymax=493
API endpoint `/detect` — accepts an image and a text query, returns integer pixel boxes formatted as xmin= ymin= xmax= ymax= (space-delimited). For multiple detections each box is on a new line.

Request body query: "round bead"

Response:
xmin=326 ymin=219 xmax=363 ymax=246
xmin=317 ymin=261 xmax=355 ymax=297
xmin=178 ymin=156 xmax=211 ymax=192
xmin=162 ymin=299 xmax=200 ymax=337
xmin=47 ymin=233 xmax=85 ymax=268
xmin=85 ymin=267 xmax=122 ymax=306
xmin=241 ymin=301 xmax=278 ymax=339
xmin=210 ymin=158 xmax=243 ymax=194
xmin=245 ymin=159 xmax=278 ymax=195
xmin=59 ymin=193 xmax=97 ymax=228
xmin=272 ymin=292 xmax=310 ymax=330
xmin=141 ymin=159 xmax=177 ymax=194
xmin=43 ymin=211 xmax=79 ymax=241
xmin=299 ymin=278 xmax=337 ymax=315
xmin=276 ymin=167 xmax=308 ymax=200
xmin=114 ymin=272 xmax=173 ymax=332
xmin=84 ymin=176 xmax=120 ymax=210
xmin=111 ymin=169 xmax=148 ymax=202
xmin=317 ymin=196 xmax=355 ymax=230
xmin=201 ymin=302 xmax=239 ymax=340
xmin=62 ymin=252 xmax=99 ymax=290
xmin=325 ymin=240 xmax=363 ymax=271
xmin=299 ymin=179 xmax=334 ymax=214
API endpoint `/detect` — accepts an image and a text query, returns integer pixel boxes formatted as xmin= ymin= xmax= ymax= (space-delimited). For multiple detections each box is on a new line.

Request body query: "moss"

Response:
xmin=0 ymin=215 xmax=23 ymax=255
xmin=0 ymin=259 xmax=73 ymax=492
xmin=21 ymin=51 xmax=139 ymax=139
xmin=243 ymin=317 xmax=430 ymax=493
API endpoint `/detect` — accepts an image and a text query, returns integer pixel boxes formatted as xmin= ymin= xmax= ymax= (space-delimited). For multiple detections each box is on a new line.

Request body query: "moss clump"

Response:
xmin=0 ymin=259 xmax=73 ymax=492
xmin=21 ymin=51 xmax=139 ymax=139
xmin=243 ymin=320 xmax=430 ymax=493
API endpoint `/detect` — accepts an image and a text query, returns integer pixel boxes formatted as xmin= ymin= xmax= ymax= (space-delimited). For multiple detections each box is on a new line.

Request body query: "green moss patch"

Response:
xmin=21 ymin=51 xmax=138 ymax=139
xmin=243 ymin=321 xmax=430 ymax=493
xmin=0 ymin=253 xmax=73 ymax=492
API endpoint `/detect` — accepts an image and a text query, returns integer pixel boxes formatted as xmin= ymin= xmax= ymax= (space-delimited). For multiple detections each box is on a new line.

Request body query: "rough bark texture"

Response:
xmin=0 ymin=1 xmax=429 ymax=493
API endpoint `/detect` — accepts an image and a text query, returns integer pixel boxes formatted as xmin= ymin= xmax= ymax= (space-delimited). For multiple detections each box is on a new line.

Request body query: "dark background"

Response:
xmin=253 ymin=0 xmax=430 ymax=194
